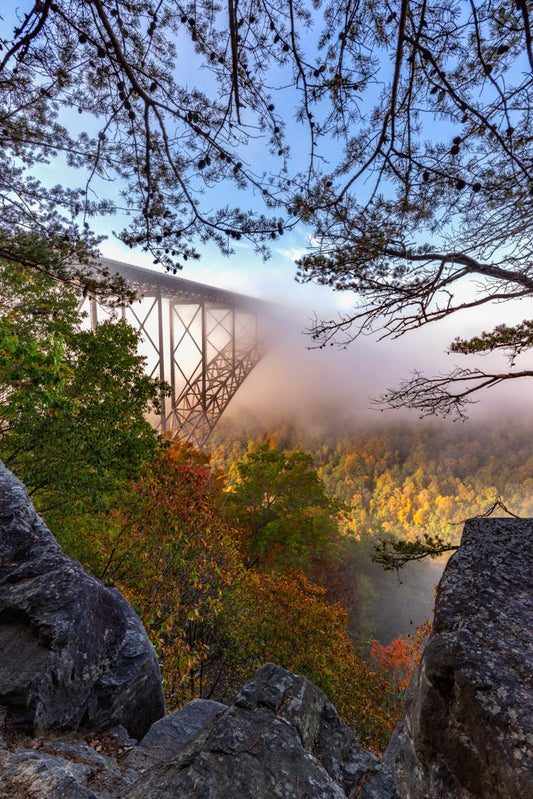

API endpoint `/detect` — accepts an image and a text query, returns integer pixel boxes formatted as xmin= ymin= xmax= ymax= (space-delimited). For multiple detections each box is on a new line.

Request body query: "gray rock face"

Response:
xmin=0 ymin=460 xmax=165 ymax=739
xmin=0 ymin=668 xmax=397 ymax=799
xmin=385 ymin=518 xmax=533 ymax=799
xmin=127 ymin=662 xmax=399 ymax=799
xmin=124 ymin=698 xmax=227 ymax=778
xmin=0 ymin=704 xmax=228 ymax=799
xmin=0 ymin=739 xmax=127 ymax=799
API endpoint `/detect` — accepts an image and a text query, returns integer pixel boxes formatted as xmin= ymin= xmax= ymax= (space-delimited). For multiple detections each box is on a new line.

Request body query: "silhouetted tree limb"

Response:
xmin=1 ymin=0 xmax=311 ymax=291
xmin=373 ymin=499 xmax=520 ymax=569
xmin=293 ymin=1 xmax=533 ymax=414
xmin=3 ymin=0 xmax=533 ymax=400
xmin=373 ymin=533 xmax=459 ymax=571
xmin=376 ymin=368 xmax=533 ymax=419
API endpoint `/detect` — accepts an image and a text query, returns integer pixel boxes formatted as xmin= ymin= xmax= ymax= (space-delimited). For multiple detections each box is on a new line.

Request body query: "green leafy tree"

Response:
xmin=225 ymin=443 xmax=340 ymax=568
xmin=0 ymin=257 xmax=162 ymax=526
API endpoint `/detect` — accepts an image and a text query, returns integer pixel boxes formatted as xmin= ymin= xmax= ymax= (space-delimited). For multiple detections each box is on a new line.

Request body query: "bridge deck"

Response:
xmin=100 ymin=258 xmax=264 ymax=309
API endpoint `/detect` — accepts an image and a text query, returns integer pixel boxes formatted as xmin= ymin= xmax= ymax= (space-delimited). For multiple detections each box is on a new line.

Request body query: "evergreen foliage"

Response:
xmin=0 ymin=0 xmax=295 ymax=289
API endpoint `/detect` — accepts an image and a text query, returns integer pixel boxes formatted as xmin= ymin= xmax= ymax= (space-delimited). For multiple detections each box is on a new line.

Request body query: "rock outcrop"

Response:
xmin=0 ymin=706 xmax=228 ymax=799
xmin=385 ymin=517 xmax=533 ymax=799
xmin=127 ymin=662 xmax=399 ymax=799
xmin=0 ymin=735 xmax=129 ymax=799
xmin=122 ymin=698 xmax=228 ymax=780
xmin=0 ymin=460 xmax=165 ymax=740
xmin=0 ymin=668 xmax=397 ymax=799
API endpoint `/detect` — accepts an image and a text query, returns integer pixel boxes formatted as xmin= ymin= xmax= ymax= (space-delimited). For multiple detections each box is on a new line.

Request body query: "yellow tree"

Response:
xmin=220 ymin=568 xmax=397 ymax=752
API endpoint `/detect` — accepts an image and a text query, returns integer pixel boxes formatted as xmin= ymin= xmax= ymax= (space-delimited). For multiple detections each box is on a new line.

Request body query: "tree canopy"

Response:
xmin=0 ymin=0 xmax=295 ymax=291
xmin=0 ymin=256 xmax=162 ymax=521
xmin=64 ymin=439 xmax=400 ymax=751
xmin=225 ymin=443 xmax=340 ymax=567
xmin=294 ymin=0 xmax=533 ymax=414
xmin=2 ymin=1 xmax=533 ymax=411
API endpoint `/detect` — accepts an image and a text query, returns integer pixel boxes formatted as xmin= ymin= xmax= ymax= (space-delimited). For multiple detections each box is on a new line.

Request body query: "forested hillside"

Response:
xmin=212 ymin=417 xmax=533 ymax=534
xmin=210 ymin=416 xmax=533 ymax=642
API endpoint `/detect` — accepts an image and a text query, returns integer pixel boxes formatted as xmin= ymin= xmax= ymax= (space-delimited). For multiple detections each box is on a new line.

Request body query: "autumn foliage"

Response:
xmin=369 ymin=620 xmax=433 ymax=732
xmin=43 ymin=423 xmax=477 ymax=757
xmin=371 ymin=637 xmax=416 ymax=694
xmin=221 ymin=568 xmax=396 ymax=751
xmin=62 ymin=439 xmax=404 ymax=751
xmin=88 ymin=442 xmax=243 ymax=707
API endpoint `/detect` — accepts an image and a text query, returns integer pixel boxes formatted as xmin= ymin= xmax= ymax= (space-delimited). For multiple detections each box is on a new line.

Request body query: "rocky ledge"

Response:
xmin=0 ymin=666 xmax=398 ymax=799
xmin=0 ymin=460 xmax=165 ymax=740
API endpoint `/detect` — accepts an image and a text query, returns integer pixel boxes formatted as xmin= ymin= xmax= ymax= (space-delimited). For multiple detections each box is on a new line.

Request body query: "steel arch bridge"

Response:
xmin=84 ymin=258 xmax=269 ymax=448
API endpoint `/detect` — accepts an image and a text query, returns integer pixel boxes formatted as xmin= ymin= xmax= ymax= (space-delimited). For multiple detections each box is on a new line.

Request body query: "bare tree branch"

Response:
xmin=375 ymin=368 xmax=533 ymax=419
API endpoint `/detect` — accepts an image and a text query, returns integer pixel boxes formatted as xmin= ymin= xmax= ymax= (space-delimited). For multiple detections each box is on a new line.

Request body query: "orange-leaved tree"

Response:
xmin=92 ymin=441 xmax=244 ymax=707
xmin=71 ymin=438 xmax=415 ymax=751
xmin=371 ymin=637 xmax=418 ymax=694
xmin=220 ymin=568 xmax=396 ymax=752
xmin=370 ymin=620 xmax=433 ymax=728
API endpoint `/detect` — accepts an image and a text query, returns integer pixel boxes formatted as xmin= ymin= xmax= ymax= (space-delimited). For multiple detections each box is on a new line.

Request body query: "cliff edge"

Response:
xmin=385 ymin=517 xmax=533 ymax=798
xmin=0 ymin=460 xmax=165 ymax=740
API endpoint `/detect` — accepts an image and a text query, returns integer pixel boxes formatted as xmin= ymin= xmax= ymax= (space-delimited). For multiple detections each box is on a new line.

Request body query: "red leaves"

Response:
xmin=371 ymin=636 xmax=417 ymax=693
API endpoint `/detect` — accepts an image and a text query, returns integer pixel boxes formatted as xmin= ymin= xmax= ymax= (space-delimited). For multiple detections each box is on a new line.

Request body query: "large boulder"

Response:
xmin=0 ymin=460 xmax=165 ymax=740
xmin=126 ymin=662 xmax=399 ymax=799
xmin=385 ymin=518 xmax=533 ymax=798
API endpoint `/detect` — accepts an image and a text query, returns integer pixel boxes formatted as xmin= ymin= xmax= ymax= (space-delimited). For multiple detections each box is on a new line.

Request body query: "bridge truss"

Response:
xmin=84 ymin=259 xmax=268 ymax=448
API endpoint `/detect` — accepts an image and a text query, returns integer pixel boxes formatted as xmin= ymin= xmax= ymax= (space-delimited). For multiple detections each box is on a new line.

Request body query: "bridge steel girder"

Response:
xmin=84 ymin=259 xmax=268 ymax=448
